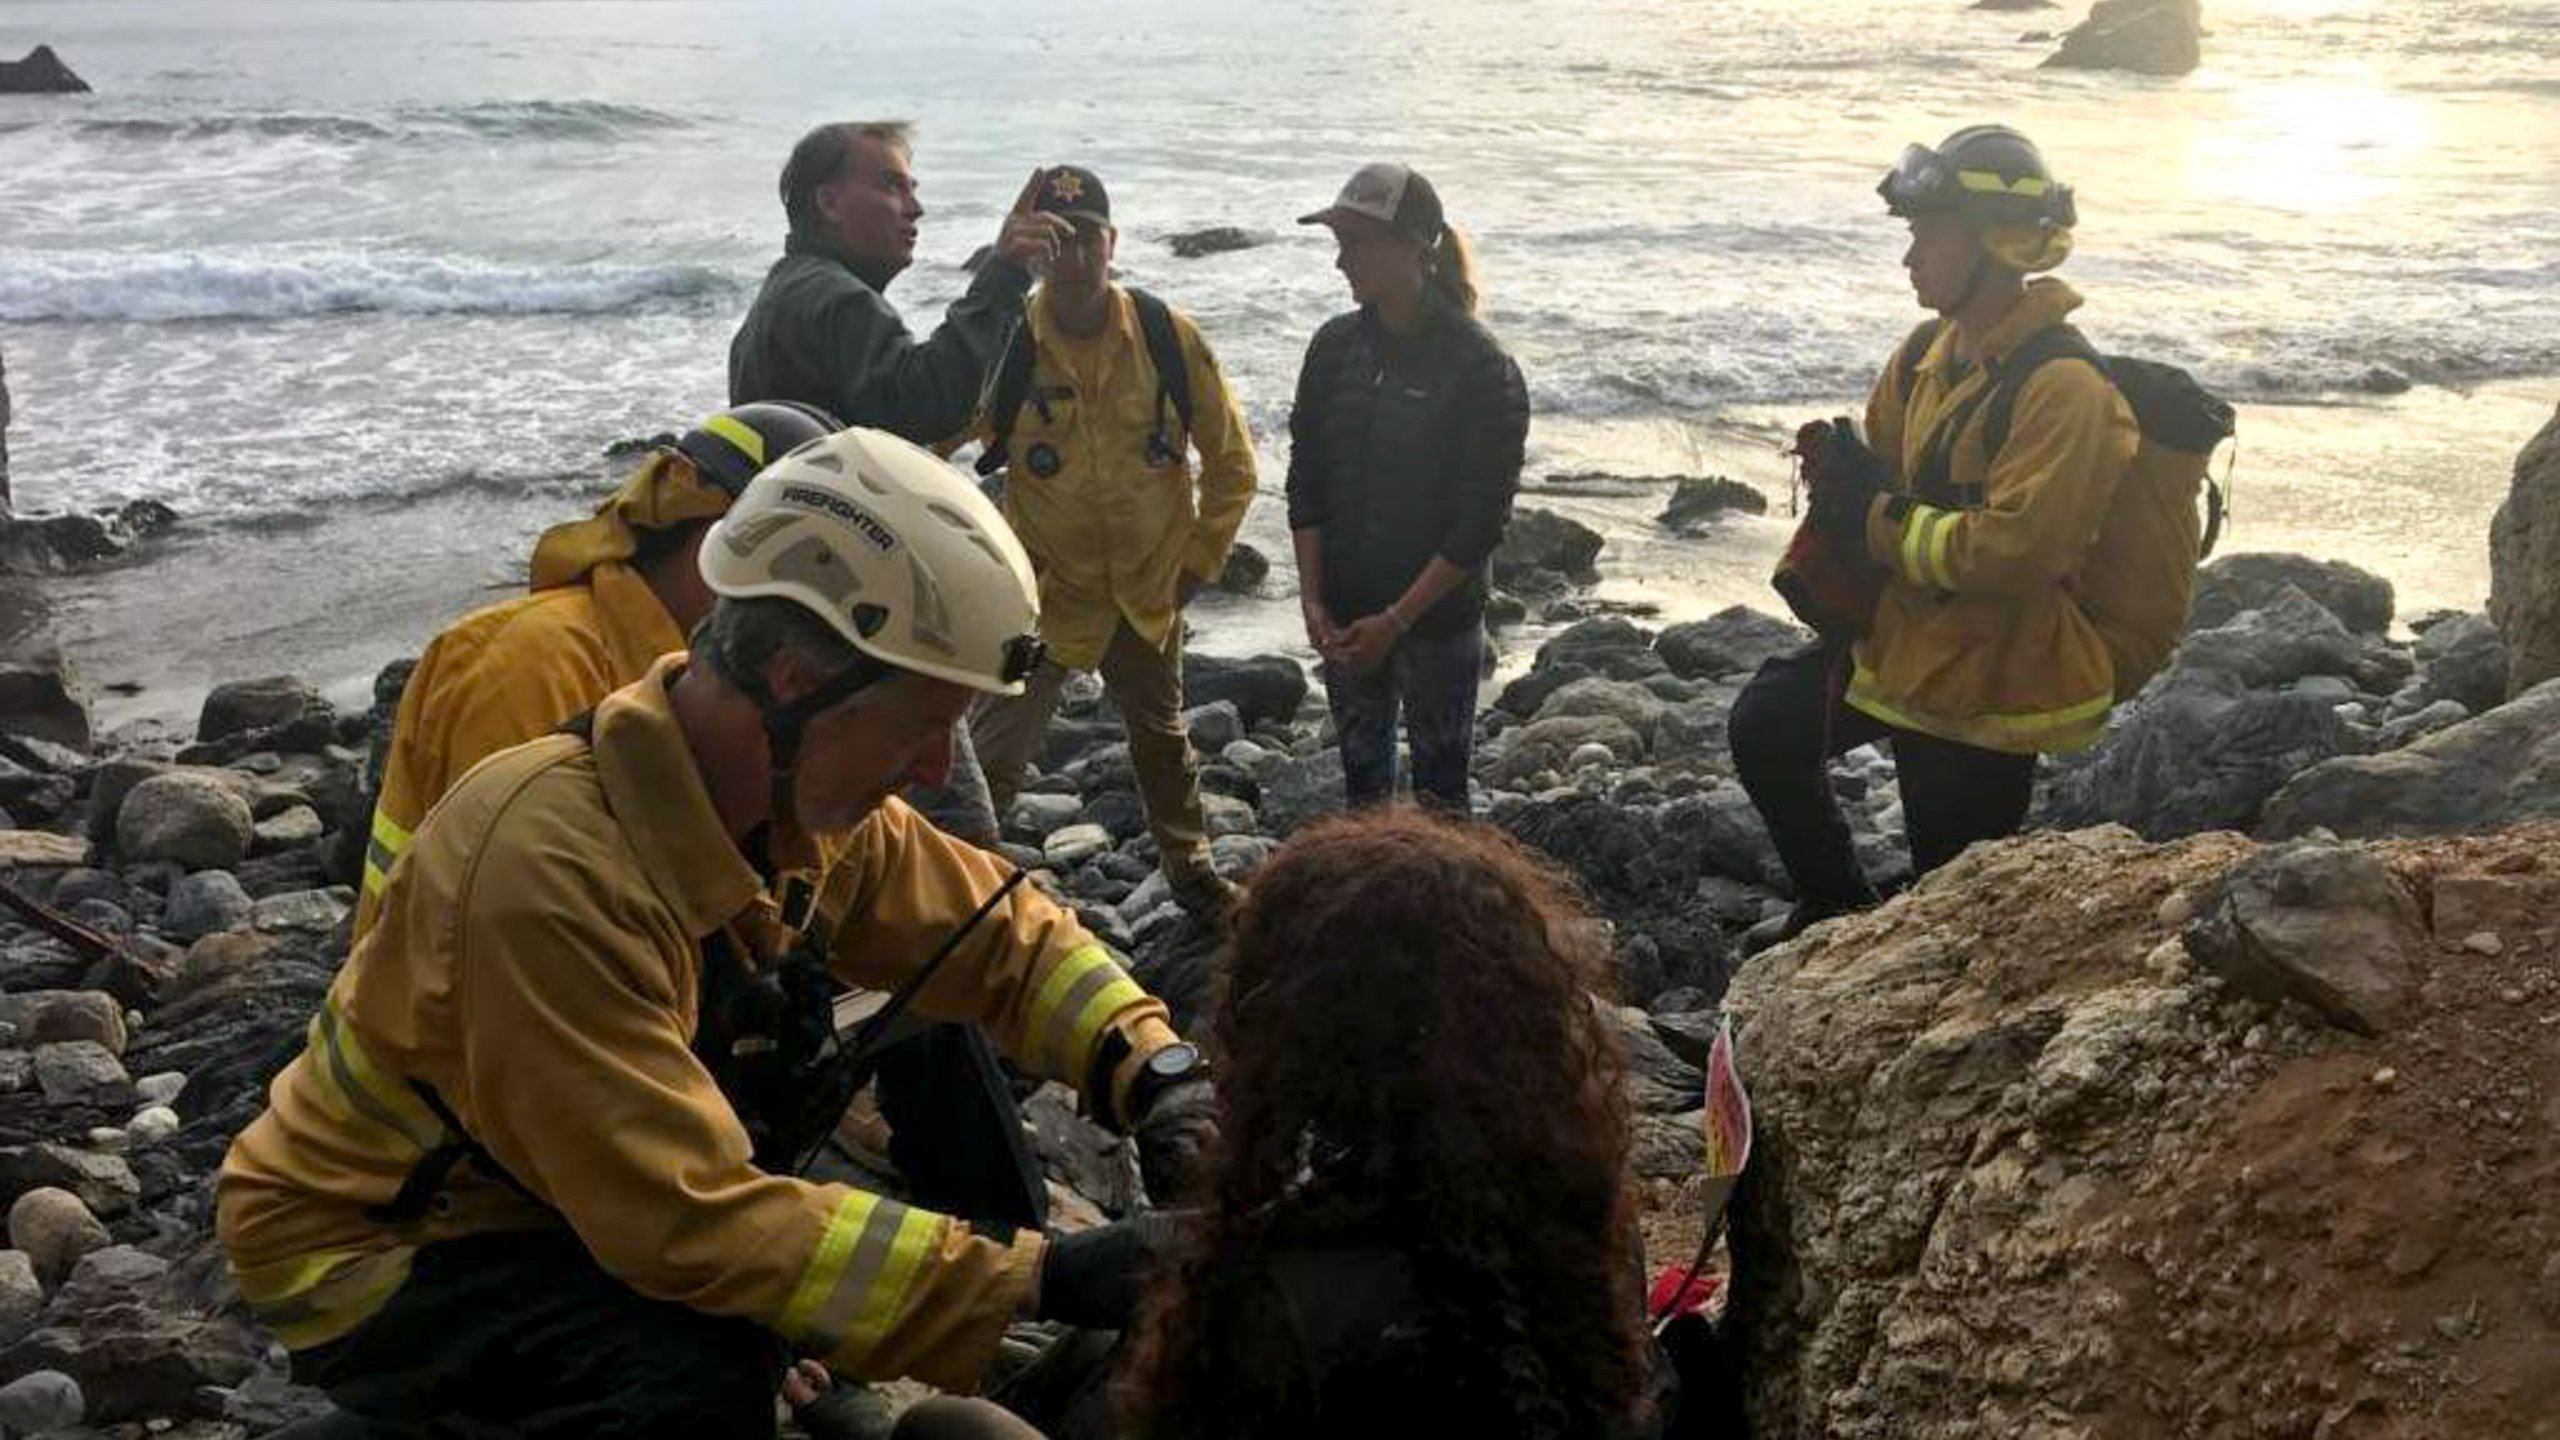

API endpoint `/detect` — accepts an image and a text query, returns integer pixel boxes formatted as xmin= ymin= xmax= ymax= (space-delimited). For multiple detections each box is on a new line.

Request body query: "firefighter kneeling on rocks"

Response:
xmin=218 ymin=428 xmax=1215 ymax=1434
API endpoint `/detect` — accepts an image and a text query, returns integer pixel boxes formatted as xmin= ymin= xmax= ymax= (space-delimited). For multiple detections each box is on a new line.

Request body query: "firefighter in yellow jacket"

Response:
xmin=1730 ymin=125 xmax=2139 ymax=952
xmin=352 ymin=400 xmax=838 ymax=938
xmin=220 ymin=428 xmax=1215 ymax=1432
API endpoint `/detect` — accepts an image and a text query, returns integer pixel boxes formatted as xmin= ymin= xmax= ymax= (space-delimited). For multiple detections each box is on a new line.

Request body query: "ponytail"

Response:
xmin=1426 ymin=224 xmax=1480 ymax=316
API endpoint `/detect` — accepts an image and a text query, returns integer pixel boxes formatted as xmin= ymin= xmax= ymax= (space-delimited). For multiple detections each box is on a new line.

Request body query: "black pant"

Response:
xmin=1728 ymin=642 xmax=2037 ymax=907
xmin=292 ymin=1230 xmax=786 ymax=1438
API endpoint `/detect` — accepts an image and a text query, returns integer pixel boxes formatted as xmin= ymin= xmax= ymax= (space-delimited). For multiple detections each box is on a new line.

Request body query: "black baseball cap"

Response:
xmin=1034 ymin=165 xmax=1111 ymax=227
xmin=1297 ymin=162 xmax=1445 ymax=245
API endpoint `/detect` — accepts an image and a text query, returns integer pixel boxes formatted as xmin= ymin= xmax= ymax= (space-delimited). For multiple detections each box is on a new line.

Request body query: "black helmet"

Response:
xmin=676 ymin=401 xmax=842 ymax=496
xmin=1878 ymin=125 xmax=2077 ymax=232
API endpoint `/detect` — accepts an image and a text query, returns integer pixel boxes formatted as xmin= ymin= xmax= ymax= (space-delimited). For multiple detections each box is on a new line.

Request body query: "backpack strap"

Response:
xmin=974 ymin=319 xmax=1042 ymax=477
xmin=977 ymin=291 xmax=1197 ymax=477
xmin=1981 ymin=323 xmax=2104 ymax=462
xmin=1888 ymin=318 xmax=1944 ymax=405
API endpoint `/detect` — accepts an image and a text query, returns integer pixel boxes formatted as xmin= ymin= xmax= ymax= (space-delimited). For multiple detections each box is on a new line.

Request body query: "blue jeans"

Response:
xmin=1323 ymin=624 xmax=1483 ymax=813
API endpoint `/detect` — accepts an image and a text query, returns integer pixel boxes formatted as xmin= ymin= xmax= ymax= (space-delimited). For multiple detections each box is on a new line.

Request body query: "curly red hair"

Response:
xmin=1122 ymin=807 xmax=1645 ymax=1438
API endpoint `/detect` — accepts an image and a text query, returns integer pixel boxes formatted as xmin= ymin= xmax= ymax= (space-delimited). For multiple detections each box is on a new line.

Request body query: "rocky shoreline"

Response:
xmin=0 ymin=404 xmax=2545 ymax=1433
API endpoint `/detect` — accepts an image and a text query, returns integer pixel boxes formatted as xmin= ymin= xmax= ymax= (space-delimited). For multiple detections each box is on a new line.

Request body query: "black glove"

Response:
xmin=1036 ymin=1213 xmax=1186 ymax=1331
xmin=1131 ymin=1075 xmax=1219 ymax=1203
xmin=1808 ymin=416 xmax=1888 ymax=546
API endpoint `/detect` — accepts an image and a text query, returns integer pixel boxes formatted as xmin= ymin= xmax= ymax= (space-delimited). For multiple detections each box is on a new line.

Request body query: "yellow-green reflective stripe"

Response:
xmin=1897 ymin=509 xmax=1932 ymax=584
xmin=363 ymin=808 xmax=414 ymax=897
xmin=782 ymin=1191 xmax=870 ymax=1338
xmin=1848 ymin=666 xmax=2112 ymax=743
xmin=235 ymin=1248 xmax=362 ymax=1308
xmin=1923 ymin=510 xmax=1959 ymax=590
xmin=314 ymin=999 xmax=435 ymax=1151
xmin=1900 ymin=505 xmax=1956 ymax=589
xmin=702 ymin=413 xmax=766 ymax=466
xmin=786 ymin=1192 xmax=937 ymax=1361
xmin=815 ymin=1199 xmax=937 ymax=1358
xmin=1028 ymin=946 xmax=1127 ymax=1076
xmin=1059 ymin=976 xmax=1147 ymax=1080
xmin=239 ymin=1248 xmax=414 ymax=1351
xmin=1957 ymin=170 xmax=2049 ymax=197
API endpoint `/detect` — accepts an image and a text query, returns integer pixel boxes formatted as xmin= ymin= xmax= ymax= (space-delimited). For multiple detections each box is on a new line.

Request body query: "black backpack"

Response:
xmin=974 ymin=287 xmax=1196 ymax=477
xmin=1891 ymin=317 xmax=2233 ymax=554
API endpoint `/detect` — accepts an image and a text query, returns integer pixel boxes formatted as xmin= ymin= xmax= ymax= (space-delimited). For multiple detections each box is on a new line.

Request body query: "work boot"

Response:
xmin=1166 ymin=867 xmax=1242 ymax=926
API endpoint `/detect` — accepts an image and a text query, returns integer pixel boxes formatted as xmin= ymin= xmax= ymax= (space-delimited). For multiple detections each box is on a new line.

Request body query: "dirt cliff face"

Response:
xmin=1723 ymin=824 xmax=2560 ymax=1440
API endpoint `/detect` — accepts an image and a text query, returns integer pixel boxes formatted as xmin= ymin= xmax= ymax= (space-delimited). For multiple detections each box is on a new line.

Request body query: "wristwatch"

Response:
xmin=1124 ymin=1042 xmax=1208 ymax=1127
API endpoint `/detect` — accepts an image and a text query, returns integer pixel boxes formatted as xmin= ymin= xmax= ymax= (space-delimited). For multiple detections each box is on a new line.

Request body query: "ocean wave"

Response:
xmin=0 ymin=250 xmax=739 ymax=323
xmin=53 ymin=99 xmax=693 ymax=147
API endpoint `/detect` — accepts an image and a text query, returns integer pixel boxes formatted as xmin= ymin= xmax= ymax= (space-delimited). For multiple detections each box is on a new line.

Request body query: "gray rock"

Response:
xmin=115 ymin=771 xmax=253 ymax=870
xmin=1632 ymin=1110 xmax=1710 ymax=1180
xmin=250 ymin=886 xmax=350 ymax=935
xmin=2184 ymin=841 xmax=2420 ymax=1035
xmin=2488 ymin=403 xmax=2560 ymax=700
xmin=2288 ymin=675 xmax=2356 ymax=705
xmin=1534 ymin=677 xmax=1669 ymax=742
xmin=1003 ymin=792 xmax=1083 ymax=842
xmin=132 ymin=1072 xmax=184 ymax=1108
xmin=2043 ymin=0 xmax=2201 ymax=75
xmin=0 ymin=1369 xmax=81 ymax=1435
xmin=1183 ymin=700 xmax=1244 ymax=755
xmin=0 ymin=1144 xmax=137 ymax=1218
xmin=1200 ymin=792 xmax=1257 ymax=838
xmin=250 ymin=803 xmax=325 ymax=854
xmin=1535 ymin=616 xmax=1659 ymax=679
xmin=6 ymin=1188 xmax=106 ymax=1290
xmin=160 ymin=869 xmax=255 ymax=941
xmin=1486 ymin=715 xmax=1646 ymax=788
xmin=1213 ymin=540 xmax=1270 ymax=596
xmin=2177 ymin=587 xmax=2366 ymax=689
xmin=1042 ymin=824 xmax=1113 ymax=868
xmin=2412 ymin=612 xmax=2509 ymax=715
xmin=1490 ymin=507 xmax=1605 ymax=584
xmin=2260 ymin=678 xmax=2560 ymax=840
xmin=1657 ymin=475 xmax=1768 ymax=531
xmin=1655 ymin=606 xmax=1809 ymax=681
xmin=31 ymin=1042 xmax=130 ymax=1110
xmin=197 ymin=675 xmax=323 ymax=744
xmin=2378 ymin=698 xmax=2471 ymax=750
xmin=124 ymin=1105 xmax=179 ymax=1147
xmin=2043 ymin=666 xmax=2361 ymax=839
xmin=0 ymin=1054 xmax=26 ymax=1095
xmin=1165 ymin=225 xmax=1271 ymax=259
xmin=0 ymin=993 xmax=125 ymax=1056
xmin=2188 ymin=553 xmax=2395 ymax=636
xmin=0 ymin=1251 xmax=40 ymax=1346
xmin=0 ymin=44 xmax=91 ymax=95
xmin=1256 ymin=749 xmax=1346 ymax=836
xmin=1184 ymin=654 xmax=1308 ymax=730
xmin=0 ymin=657 xmax=90 ymax=754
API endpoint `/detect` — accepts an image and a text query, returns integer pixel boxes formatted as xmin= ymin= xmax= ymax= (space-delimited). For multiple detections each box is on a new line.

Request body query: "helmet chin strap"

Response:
xmin=752 ymin=658 xmax=892 ymax=860
xmin=1949 ymin=248 xmax=1996 ymax=315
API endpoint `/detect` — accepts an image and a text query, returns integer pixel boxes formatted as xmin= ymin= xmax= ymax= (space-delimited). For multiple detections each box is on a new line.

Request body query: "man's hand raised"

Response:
xmin=994 ymin=168 xmax=1072 ymax=276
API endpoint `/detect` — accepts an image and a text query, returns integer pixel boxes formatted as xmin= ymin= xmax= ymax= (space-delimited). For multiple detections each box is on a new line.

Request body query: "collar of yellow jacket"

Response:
xmin=589 ymin=655 xmax=845 ymax=946
xmin=1941 ymin=277 xmax=2083 ymax=370
xmin=527 ymin=450 xmax=733 ymax=592
xmin=1029 ymin=283 xmax=1139 ymax=359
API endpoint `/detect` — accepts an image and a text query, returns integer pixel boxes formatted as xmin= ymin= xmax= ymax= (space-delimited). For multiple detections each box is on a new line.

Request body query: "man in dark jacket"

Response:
xmin=728 ymin=122 xmax=1070 ymax=847
xmin=729 ymin=122 xmax=1067 ymax=444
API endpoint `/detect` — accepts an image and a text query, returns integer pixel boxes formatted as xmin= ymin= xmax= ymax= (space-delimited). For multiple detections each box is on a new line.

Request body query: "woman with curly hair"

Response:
xmin=1122 ymin=807 xmax=1651 ymax=1440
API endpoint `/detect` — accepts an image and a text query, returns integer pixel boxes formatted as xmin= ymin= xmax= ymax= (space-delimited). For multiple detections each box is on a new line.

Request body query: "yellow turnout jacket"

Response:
xmin=1852 ymin=279 xmax=2140 ymax=754
xmin=222 ymin=658 xmax=1180 ymax=1388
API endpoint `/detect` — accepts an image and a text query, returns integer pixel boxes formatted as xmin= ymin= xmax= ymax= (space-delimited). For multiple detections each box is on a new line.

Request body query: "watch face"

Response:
xmin=1147 ymin=1042 xmax=1201 ymax=1079
xmin=1025 ymin=441 xmax=1062 ymax=478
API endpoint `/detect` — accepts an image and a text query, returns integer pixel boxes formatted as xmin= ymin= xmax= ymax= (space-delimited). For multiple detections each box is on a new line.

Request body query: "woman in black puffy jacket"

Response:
xmin=1285 ymin=163 xmax=1529 ymax=813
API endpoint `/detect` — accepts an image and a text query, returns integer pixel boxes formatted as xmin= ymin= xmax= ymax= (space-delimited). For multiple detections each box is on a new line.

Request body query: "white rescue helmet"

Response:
xmin=698 ymin=427 xmax=1046 ymax=695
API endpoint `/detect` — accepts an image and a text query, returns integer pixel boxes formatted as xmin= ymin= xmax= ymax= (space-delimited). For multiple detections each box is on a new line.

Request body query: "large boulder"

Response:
xmin=1657 ymin=475 xmax=1768 ymax=533
xmin=1254 ymin=749 xmax=1346 ymax=837
xmin=5 ymin=1189 xmax=106 ymax=1291
xmin=1165 ymin=226 xmax=1270 ymax=259
xmin=2489 ymin=404 xmax=2560 ymax=698
xmin=1724 ymin=825 xmax=2560 ymax=1440
xmin=196 ymin=674 xmax=325 ymax=745
xmin=2042 ymin=665 xmax=2361 ymax=839
xmin=2173 ymin=586 xmax=2365 ymax=689
xmin=2410 ymin=611 xmax=2509 ymax=715
xmin=1183 ymin=653 xmax=1308 ymax=730
xmin=1490 ymin=507 xmax=1604 ymax=586
xmin=0 ymin=658 xmax=90 ymax=754
xmin=2187 ymin=553 xmax=2395 ymax=636
xmin=0 ymin=1246 xmax=260 ymax=1423
xmin=2041 ymin=0 xmax=2202 ymax=75
xmin=0 ymin=46 xmax=90 ymax=95
xmin=2259 ymin=678 xmax=2560 ymax=839
xmin=1654 ymin=607 xmax=1808 ymax=681
xmin=114 ymin=771 xmax=254 ymax=870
